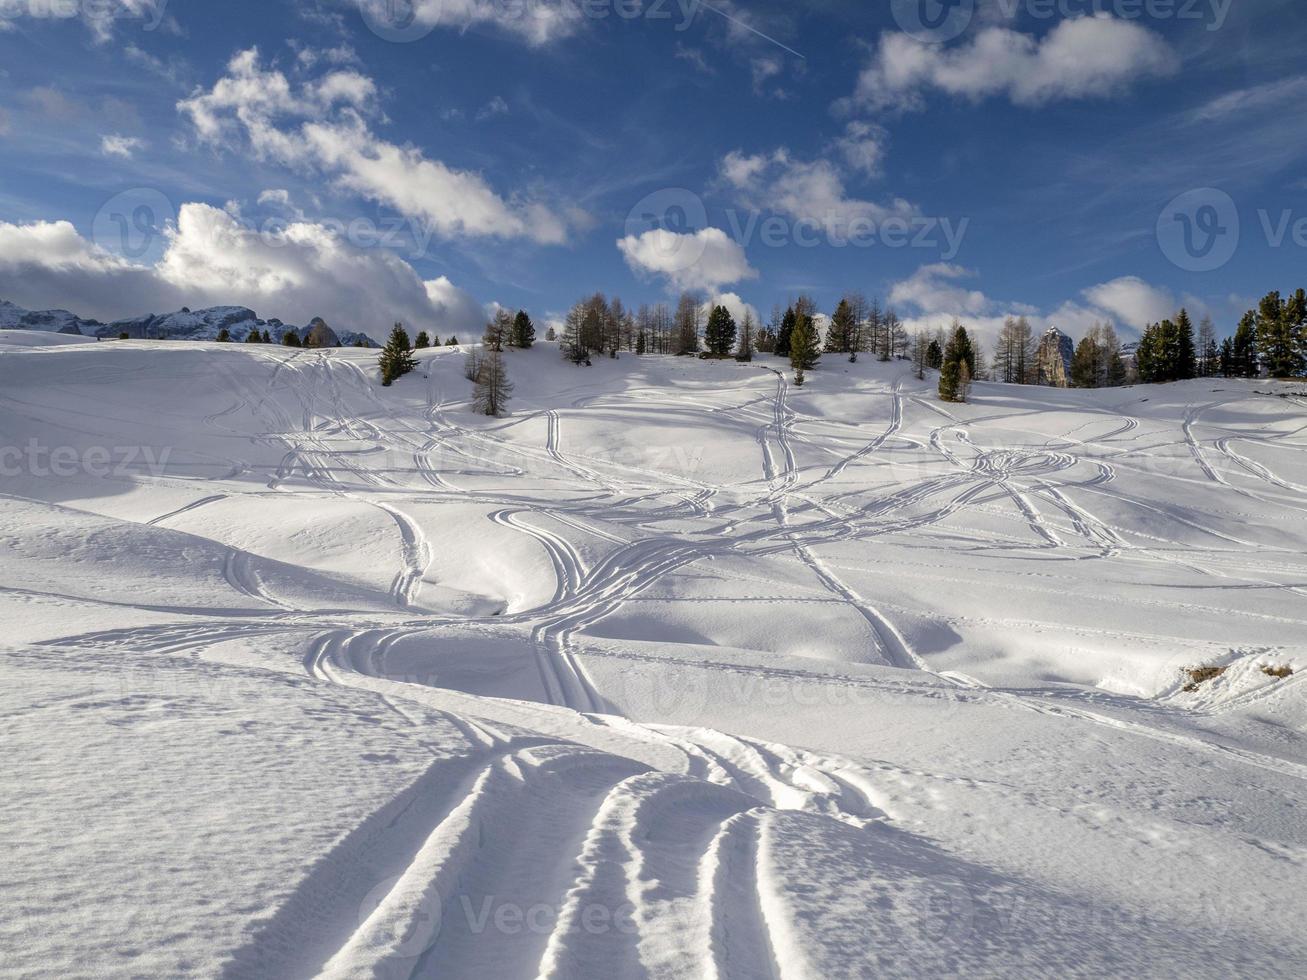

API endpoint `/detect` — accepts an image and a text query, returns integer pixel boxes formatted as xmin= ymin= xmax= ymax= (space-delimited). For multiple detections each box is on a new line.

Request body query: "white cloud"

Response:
xmin=850 ymin=14 xmax=1178 ymax=112
xmin=101 ymin=134 xmax=146 ymax=158
xmin=0 ymin=205 xmax=489 ymax=339
xmin=889 ymin=263 xmax=990 ymax=317
xmin=474 ymin=95 xmax=509 ymax=122
xmin=720 ymin=148 xmax=917 ymax=231
xmin=1079 ymin=276 xmax=1178 ymax=327
xmin=701 ymin=291 xmax=761 ymax=331
xmin=1188 ymin=77 xmax=1307 ymax=123
xmin=179 ymin=49 xmax=573 ymax=245
xmin=750 ymin=56 xmax=783 ymax=94
xmin=888 ymin=264 xmax=1190 ymax=350
xmin=354 ymin=0 xmax=583 ymax=46
xmin=617 ymin=228 xmax=758 ymax=294
xmin=833 ymin=121 xmax=888 ymax=178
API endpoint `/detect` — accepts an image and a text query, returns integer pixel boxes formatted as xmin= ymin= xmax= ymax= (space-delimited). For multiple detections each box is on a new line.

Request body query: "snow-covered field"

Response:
xmin=3 ymin=331 xmax=1306 ymax=977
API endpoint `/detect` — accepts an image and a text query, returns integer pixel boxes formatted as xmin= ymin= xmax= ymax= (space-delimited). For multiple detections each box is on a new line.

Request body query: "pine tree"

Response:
xmin=1232 ymin=312 xmax=1258 ymax=378
xmin=545 ymin=326 xmax=557 ymax=342
xmin=794 ymin=366 xmax=806 ymax=387
xmin=1135 ymin=324 xmax=1159 ymax=383
xmin=825 ymin=298 xmax=856 ymax=354
xmin=943 ymin=321 xmax=975 ymax=376
xmin=939 ymin=360 xmax=961 ymax=402
xmin=705 ymin=304 xmax=737 ymax=357
xmin=776 ymin=307 xmax=796 ymax=358
xmin=1071 ymin=334 xmax=1100 ymax=388
xmin=736 ymin=310 xmax=755 ymax=362
xmin=790 ymin=314 xmax=821 ymax=371
xmin=282 ymin=330 xmax=301 ymax=347
xmin=414 ymin=330 xmax=431 ymax=349
xmin=446 ymin=336 xmax=459 ymax=346
xmin=378 ymin=322 xmax=417 ymax=386
xmin=512 ymin=310 xmax=535 ymax=349
xmin=245 ymin=328 xmax=261 ymax=344
xmin=1255 ymin=290 xmax=1304 ymax=377
xmin=1175 ymin=308 xmax=1197 ymax=380
xmin=261 ymin=330 xmax=272 ymax=344
xmin=561 ymin=302 xmax=590 ymax=365
xmin=1287 ymin=288 xmax=1307 ymax=376
xmin=1219 ymin=336 xmax=1234 ymax=377
xmin=216 ymin=328 xmax=231 ymax=343
xmin=472 ymin=347 xmax=513 ymax=416
xmin=926 ymin=339 xmax=943 ymax=370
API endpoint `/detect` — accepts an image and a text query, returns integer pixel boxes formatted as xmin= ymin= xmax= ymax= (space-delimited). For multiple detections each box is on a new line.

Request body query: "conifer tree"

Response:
xmin=705 ymin=304 xmax=737 ymax=357
xmin=1232 ymin=312 xmax=1258 ymax=378
xmin=414 ymin=330 xmax=431 ymax=349
xmin=512 ymin=310 xmax=535 ymax=349
xmin=378 ymin=322 xmax=417 ymax=386
xmin=939 ymin=360 xmax=960 ymax=402
xmin=825 ymin=299 xmax=856 ymax=354
xmin=545 ymin=326 xmax=557 ymax=342
xmin=776 ymin=307 xmax=796 ymax=358
xmin=926 ymin=339 xmax=943 ymax=370
xmin=282 ymin=330 xmax=301 ymax=347
xmin=261 ymin=330 xmax=272 ymax=344
xmin=245 ymin=328 xmax=261 ymax=344
xmin=1071 ymin=334 xmax=1100 ymax=388
xmin=1174 ymin=308 xmax=1197 ymax=380
xmin=216 ymin=328 xmax=231 ymax=343
xmin=447 ymin=336 xmax=459 ymax=346
xmin=790 ymin=313 xmax=821 ymax=371
xmin=1219 ymin=336 xmax=1234 ymax=377
xmin=1255 ymin=290 xmax=1305 ymax=378
xmin=472 ymin=347 xmax=513 ymax=416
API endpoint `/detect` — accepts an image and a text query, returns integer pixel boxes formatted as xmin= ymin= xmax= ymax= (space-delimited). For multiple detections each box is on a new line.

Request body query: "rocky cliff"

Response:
xmin=1036 ymin=327 xmax=1074 ymax=387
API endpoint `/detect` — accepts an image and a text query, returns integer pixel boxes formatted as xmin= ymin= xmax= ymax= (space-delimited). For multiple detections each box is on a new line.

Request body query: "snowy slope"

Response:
xmin=2 ymin=335 xmax=1305 ymax=978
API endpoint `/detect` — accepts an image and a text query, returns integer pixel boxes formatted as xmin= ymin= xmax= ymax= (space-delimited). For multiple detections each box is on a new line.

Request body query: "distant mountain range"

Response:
xmin=0 ymin=300 xmax=378 ymax=348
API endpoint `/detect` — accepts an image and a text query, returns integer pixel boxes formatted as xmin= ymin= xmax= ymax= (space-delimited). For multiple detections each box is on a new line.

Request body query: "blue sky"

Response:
xmin=1 ymin=0 xmax=1305 ymax=343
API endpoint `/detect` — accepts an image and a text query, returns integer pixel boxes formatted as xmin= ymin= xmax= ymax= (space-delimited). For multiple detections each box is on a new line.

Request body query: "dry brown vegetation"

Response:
xmin=1260 ymin=664 xmax=1295 ymax=679
xmin=1181 ymin=665 xmax=1228 ymax=692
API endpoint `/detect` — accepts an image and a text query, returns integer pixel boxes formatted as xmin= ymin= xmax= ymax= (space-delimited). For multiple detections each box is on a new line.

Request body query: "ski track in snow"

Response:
xmin=9 ymin=340 xmax=1307 ymax=978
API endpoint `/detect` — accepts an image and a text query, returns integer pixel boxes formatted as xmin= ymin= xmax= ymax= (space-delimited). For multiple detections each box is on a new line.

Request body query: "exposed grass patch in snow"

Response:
xmin=1260 ymin=663 xmax=1295 ymax=679
xmin=1181 ymin=664 xmax=1229 ymax=692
